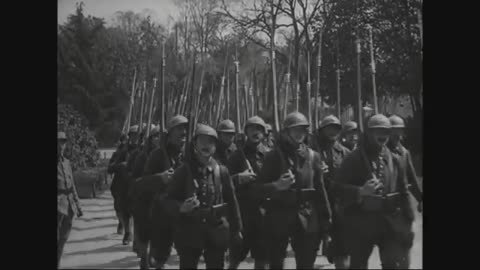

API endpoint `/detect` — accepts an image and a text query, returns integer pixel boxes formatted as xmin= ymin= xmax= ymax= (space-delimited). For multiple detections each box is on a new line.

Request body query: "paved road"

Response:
xmin=59 ymin=191 xmax=422 ymax=269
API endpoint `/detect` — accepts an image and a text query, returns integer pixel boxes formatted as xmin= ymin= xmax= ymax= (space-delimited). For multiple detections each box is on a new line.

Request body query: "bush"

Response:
xmin=58 ymin=102 xmax=100 ymax=171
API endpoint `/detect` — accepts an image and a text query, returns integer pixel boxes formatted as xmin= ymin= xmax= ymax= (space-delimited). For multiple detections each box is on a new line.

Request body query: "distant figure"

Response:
xmin=57 ymin=131 xmax=83 ymax=268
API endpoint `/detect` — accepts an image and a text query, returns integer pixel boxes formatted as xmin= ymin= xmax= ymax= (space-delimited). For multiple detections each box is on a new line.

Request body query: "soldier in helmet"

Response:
xmin=264 ymin=123 xmax=275 ymax=148
xmin=58 ymin=131 xmax=83 ymax=268
xmin=312 ymin=115 xmax=351 ymax=268
xmin=108 ymin=125 xmax=138 ymax=244
xmin=165 ymin=124 xmax=243 ymax=269
xmin=387 ymin=115 xmax=422 ymax=213
xmin=255 ymin=112 xmax=332 ymax=269
xmin=341 ymin=121 xmax=359 ymax=151
xmin=128 ymin=125 xmax=162 ymax=262
xmin=142 ymin=115 xmax=189 ymax=268
xmin=334 ymin=114 xmax=418 ymax=269
xmin=227 ymin=116 xmax=271 ymax=269
xmin=215 ymin=120 xmax=238 ymax=165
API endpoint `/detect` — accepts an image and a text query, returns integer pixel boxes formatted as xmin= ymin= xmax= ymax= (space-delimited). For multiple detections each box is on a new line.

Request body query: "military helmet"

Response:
xmin=244 ymin=116 xmax=267 ymax=133
xmin=217 ymin=119 xmax=236 ymax=133
xmin=194 ymin=123 xmax=218 ymax=140
xmin=319 ymin=115 xmax=341 ymax=129
xmin=343 ymin=121 xmax=358 ymax=132
xmin=283 ymin=112 xmax=309 ymax=129
xmin=265 ymin=124 xmax=273 ymax=133
xmin=167 ymin=115 xmax=188 ymax=132
xmin=150 ymin=124 xmax=161 ymax=136
xmin=389 ymin=115 xmax=405 ymax=128
xmin=367 ymin=114 xmax=391 ymax=129
xmin=58 ymin=131 xmax=67 ymax=140
xmin=129 ymin=125 xmax=139 ymax=134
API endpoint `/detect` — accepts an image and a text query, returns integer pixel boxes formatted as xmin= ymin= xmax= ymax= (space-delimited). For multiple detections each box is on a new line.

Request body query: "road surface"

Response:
xmin=59 ymin=191 xmax=422 ymax=269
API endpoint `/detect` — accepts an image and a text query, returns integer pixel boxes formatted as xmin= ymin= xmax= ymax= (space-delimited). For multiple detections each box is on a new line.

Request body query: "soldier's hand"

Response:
xmin=359 ymin=178 xmax=381 ymax=197
xmin=321 ymin=162 xmax=329 ymax=174
xmin=180 ymin=196 xmax=199 ymax=213
xmin=77 ymin=208 xmax=83 ymax=218
xmin=417 ymin=201 xmax=423 ymax=213
xmin=273 ymin=172 xmax=295 ymax=191
xmin=236 ymin=170 xmax=256 ymax=184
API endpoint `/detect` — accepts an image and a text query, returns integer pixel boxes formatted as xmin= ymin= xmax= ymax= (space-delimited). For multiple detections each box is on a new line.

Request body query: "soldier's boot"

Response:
xmin=254 ymin=260 xmax=268 ymax=269
xmin=122 ymin=231 xmax=132 ymax=245
xmin=117 ymin=222 xmax=124 ymax=235
xmin=334 ymin=256 xmax=350 ymax=269
xmin=140 ymin=256 xmax=149 ymax=270
xmin=227 ymin=260 xmax=241 ymax=270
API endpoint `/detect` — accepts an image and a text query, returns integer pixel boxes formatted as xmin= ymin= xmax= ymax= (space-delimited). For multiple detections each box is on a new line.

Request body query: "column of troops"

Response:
xmin=59 ymin=111 xmax=422 ymax=269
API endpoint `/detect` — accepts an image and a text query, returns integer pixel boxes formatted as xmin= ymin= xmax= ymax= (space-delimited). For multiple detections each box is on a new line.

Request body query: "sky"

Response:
xmin=58 ymin=0 xmax=179 ymax=26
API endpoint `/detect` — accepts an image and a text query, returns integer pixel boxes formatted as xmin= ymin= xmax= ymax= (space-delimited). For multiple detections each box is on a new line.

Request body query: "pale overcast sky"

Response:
xmin=58 ymin=0 xmax=179 ymax=26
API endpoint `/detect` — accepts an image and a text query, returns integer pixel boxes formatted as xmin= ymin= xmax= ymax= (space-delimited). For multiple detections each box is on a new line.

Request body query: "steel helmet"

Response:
xmin=58 ymin=131 xmax=67 ymax=140
xmin=194 ymin=123 xmax=218 ymax=140
xmin=319 ymin=115 xmax=341 ymax=129
xmin=389 ymin=115 xmax=405 ymax=128
xmin=283 ymin=112 xmax=309 ymax=129
xmin=367 ymin=114 xmax=391 ymax=129
xmin=343 ymin=121 xmax=358 ymax=132
xmin=167 ymin=115 xmax=188 ymax=132
xmin=217 ymin=119 xmax=236 ymax=133
xmin=129 ymin=125 xmax=139 ymax=134
xmin=244 ymin=116 xmax=267 ymax=133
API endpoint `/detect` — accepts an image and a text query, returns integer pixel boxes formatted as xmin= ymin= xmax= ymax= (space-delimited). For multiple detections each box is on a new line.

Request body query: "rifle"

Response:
xmin=138 ymin=80 xmax=146 ymax=138
xmin=335 ymin=30 xmax=341 ymax=119
xmin=125 ymin=68 xmax=137 ymax=134
xmin=216 ymin=46 xmax=229 ymax=124
xmin=234 ymin=47 xmax=241 ymax=134
xmin=367 ymin=25 xmax=378 ymax=114
xmin=161 ymin=42 xmax=166 ymax=132
xmin=306 ymin=52 xmax=312 ymax=133
xmin=284 ymin=43 xmax=292 ymax=121
xmin=146 ymin=77 xmax=157 ymax=137
xmin=315 ymin=31 xmax=323 ymax=130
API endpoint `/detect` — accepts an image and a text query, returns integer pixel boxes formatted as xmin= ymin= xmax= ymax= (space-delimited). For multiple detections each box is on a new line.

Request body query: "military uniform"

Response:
xmin=57 ymin=132 xmax=82 ymax=268
xmin=141 ymin=116 xmax=188 ymax=267
xmin=313 ymin=116 xmax=351 ymax=268
xmin=334 ymin=115 xmax=416 ymax=269
xmin=108 ymin=139 xmax=135 ymax=244
xmin=165 ymin=124 xmax=243 ymax=269
xmin=256 ymin=113 xmax=332 ymax=269
xmin=227 ymin=116 xmax=271 ymax=269
xmin=341 ymin=121 xmax=359 ymax=151
xmin=215 ymin=120 xmax=238 ymax=165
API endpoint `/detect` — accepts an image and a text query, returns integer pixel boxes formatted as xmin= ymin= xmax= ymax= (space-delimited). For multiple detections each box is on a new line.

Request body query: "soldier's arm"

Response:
xmin=68 ymin=161 xmax=82 ymax=210
xmin=107 ymin=151 xmax=118 ymax=174
xmin=333 ymin=152 xmax=364 ymax=207
xmin=405 ymin=150 xmax=422 ymax=202
xmin=254 ymin=151 xmax=281 ymax=199
xmin=164 ymin=167 xmax=186 ymax=219
xmin=313 ymin=152 xmax=332 ymax=221
xmin=221 ymin=166 xmax=243 ymax=233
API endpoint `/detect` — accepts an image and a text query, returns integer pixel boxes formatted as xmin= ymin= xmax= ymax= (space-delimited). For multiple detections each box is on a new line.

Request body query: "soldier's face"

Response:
xmin=345 ymin=131 xmax=359 ymax=144
xmin=194 ymin=135 xmax=216 ymax=158
xmin=323 ymin=125 xmax=342 ymax=141
xmin=246 ymin=125 xmax=265 ymax=143
xmin=219 ymin=132 xmax=235 ymax=146
xmin=128 ymin=133 xmax=138 ymax=144
xmin=369 ymin=128 xmax=391 ymax=147
xmin=170 ymin=125 xmax=187 ymax=147
xmin=288 ymin=126 xmax=308 ymax=144
xmin=58 ymin=139 xmax=67 ymax=156
xmin=151 ymin=134 xmax=161 ymax=148
xmin=390 ymin=128 xmax=405 ymax=144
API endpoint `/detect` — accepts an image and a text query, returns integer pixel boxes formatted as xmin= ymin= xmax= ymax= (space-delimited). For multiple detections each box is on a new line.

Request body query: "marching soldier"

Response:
xmin=215 ymin=120 xmax=238 ymax=165
xmin=264 ymin=123 xmax=275 ymax=148
xmin=165 ymin=124 xmax=243 ymax=269
xmin=387 ymin=115 xmax=422 ymax=213
xmin=142 ymin=115 xmax=188 ymax=268
xmin=313 ymin=115 xmax=351 ymax=269
xmin=57 ymin=131 xmax=83 ymax=268
xmin=334 ymin=114 xmax=418 ymax=269
xmin=108 ymin=125 xmax=138 ymax=244
xmin=227 ymin=116 xmax=271 ymax=269
xmin=341 ymin=121 xmax=359 ymax=151
xmin=255 ymin=112 xmax=332 ymax=269
xmin=128 ymin=125 xmax=162 ymax=265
